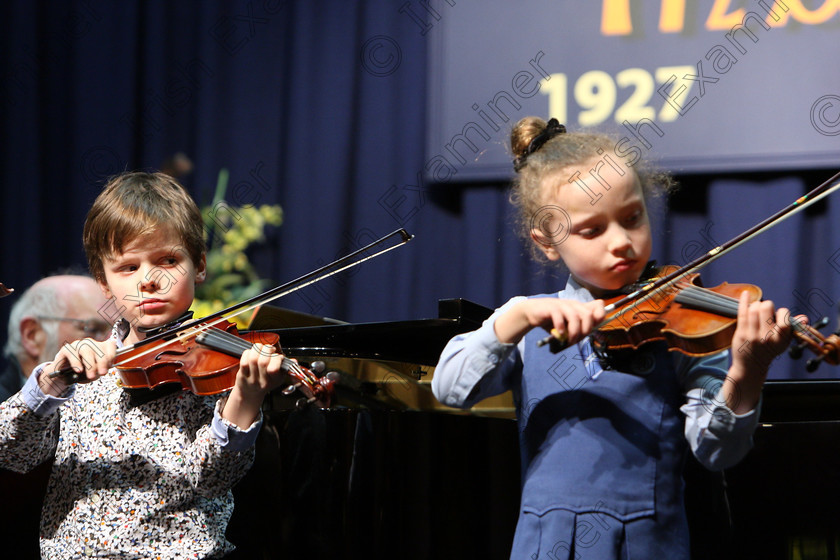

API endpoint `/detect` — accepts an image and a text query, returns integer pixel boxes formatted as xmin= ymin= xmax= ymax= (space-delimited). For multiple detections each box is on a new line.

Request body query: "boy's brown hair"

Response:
xmin=83 ymin=172 xmax=206 ymax=283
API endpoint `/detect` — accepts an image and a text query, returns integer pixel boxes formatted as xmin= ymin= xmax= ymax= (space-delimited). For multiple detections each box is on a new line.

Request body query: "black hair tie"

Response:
xmin=513 ymin=118 xmax=567 ymax=172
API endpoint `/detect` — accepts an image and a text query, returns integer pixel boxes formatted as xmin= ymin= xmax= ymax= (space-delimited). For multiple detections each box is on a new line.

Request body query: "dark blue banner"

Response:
xmin=424 ymin=0 xmax=840 ymax=182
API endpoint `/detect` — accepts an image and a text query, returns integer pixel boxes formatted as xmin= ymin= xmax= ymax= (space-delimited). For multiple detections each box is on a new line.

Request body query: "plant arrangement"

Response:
xmin=190 ymin=169 xmax=283 ymax=328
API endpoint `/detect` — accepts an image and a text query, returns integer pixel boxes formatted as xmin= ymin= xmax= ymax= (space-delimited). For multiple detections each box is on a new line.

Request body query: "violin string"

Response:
xmin=197 ymin=327 xmax=313 ymax=381
xmin=673 ymin=284 xmax=739 ymax=317
xmin=109 ymin=316 xmax=232 ymax=368
xmin=195 ymin=328 xmax=251 ymax=356
xmin=600 ymin=279 xmax=825 ymax=351
xmin=674 ymin=285 xmax=824 ymax=346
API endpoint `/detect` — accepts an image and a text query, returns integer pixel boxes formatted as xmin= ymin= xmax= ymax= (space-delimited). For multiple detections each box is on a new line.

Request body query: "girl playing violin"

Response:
xmin=432 ymin=118 xmax=794 ymax=560
xmin=0 ymin=172 xmax=291 ymax=559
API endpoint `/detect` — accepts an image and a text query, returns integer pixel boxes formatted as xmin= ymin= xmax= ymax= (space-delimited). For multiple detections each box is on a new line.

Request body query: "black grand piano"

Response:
xmin=225 ymin=299 xmax=521 ymax=560
xmin=226 ymin=299 xmax=840 ymax=560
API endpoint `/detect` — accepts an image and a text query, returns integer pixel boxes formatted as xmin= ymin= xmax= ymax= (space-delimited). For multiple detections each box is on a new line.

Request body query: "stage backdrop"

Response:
xmin=426 ymin=0 xmax=840 ymax=181
xmin=1 ymin=0 xmax=840 ymax=381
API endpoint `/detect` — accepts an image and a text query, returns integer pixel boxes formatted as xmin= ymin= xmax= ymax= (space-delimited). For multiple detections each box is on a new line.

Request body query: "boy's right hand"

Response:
xmin=494 ymin=298 xmax=605 ymax=346
xmin=40 ymin=338 xmax=117 ymax=396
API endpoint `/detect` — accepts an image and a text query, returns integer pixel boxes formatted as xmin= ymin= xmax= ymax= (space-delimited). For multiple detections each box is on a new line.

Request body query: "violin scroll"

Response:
xmin=788 ymin=316 xmax=840 ymax=372
xmin=279 ymin=360 xmax=340 ymax=408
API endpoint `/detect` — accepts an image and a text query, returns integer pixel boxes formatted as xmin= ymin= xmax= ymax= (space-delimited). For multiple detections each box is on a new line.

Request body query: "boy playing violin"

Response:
xmin=0 ymin=172 xmax=290 ymax=559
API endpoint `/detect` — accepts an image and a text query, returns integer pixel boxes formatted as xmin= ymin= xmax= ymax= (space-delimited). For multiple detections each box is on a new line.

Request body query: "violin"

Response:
xmin=573 ymin=265 xmax=840 ymax=372
xmin=119 ymin=320 xmax=336 ymax=406
xmin=0 ymin=282 xmax=12 ymax=298
xmin=52 ymin=318 xmax=336 ymax=406
xmin=589 ymin=264 xmax=761 ymax=356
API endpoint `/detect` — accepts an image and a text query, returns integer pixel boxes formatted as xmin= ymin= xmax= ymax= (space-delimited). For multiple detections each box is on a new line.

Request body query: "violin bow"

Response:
xmin=164 ymin=227 xmax=415 ymax=345
xmin=539 ymin=169 xmax=840 ymax=349
xmin=50 ymin=228 xmax=414 ymax=378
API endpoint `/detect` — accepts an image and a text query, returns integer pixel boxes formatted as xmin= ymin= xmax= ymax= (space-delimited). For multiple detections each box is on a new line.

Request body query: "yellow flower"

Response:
xmin=196 ymin=176 xmax=283 ymax=327
xmin=189 ymin=299 xmax=250 ymax=329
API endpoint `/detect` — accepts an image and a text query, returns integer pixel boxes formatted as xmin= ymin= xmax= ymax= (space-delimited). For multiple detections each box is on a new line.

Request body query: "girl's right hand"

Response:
xmin=39 ymin=338 xmax=117 ymax=396
xmin=494 ymin=298 xmax=605 ymax=345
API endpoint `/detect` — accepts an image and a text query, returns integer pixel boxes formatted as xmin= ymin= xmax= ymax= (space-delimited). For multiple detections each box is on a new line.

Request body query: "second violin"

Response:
xmin=591 ymin=264 xmax=762 ymax=357
xmin=542 ymin=264 xmax=840 ymax=373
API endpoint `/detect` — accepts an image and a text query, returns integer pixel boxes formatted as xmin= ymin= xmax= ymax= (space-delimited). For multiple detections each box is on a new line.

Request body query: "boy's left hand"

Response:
xmin=235 ymin=343 xmax=291 ymax=397
xmin=221 ymin=343 xmax=291 ymax=428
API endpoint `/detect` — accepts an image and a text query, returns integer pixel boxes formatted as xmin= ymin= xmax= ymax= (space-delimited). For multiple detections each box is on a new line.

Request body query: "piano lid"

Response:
xmin=758 ymin=379 xmax=840 ymax=423
xmin=247 ymin=299 xmax=515 ymax=416
xmin=248 ymin=298 xmax=494 ymax=367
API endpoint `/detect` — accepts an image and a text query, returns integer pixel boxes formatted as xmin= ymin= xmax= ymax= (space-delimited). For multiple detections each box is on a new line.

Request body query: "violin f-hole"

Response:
xmin=154 ymin=347 xmax=191 ymax=361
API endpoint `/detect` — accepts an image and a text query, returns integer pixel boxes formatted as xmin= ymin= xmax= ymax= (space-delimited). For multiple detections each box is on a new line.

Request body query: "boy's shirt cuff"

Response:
xmin=22 ymin=364 xmax=76 ymax=417
xmin=211 ymin=399 xmax=262 ymax=452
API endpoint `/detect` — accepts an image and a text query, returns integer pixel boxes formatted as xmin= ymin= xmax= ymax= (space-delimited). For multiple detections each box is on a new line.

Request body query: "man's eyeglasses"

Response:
xmin=37 ymin=316 xmax=113 ymax=341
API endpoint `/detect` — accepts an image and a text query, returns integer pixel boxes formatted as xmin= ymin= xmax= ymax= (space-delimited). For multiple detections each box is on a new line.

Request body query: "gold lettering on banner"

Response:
xmin=602 ymin=0 xmax=690 ymax=34
xmin=766 ymin=0 xmax=839 ymax=27
xmin=601 ymin=0 xmax=633 ymax=35
xmin=659 ymin=0 xmax=687 ymax=32
xmin=602 ymin=0 xmax=834 ymax=35
xmin=706 ymin=0 xmax=747 ymax=29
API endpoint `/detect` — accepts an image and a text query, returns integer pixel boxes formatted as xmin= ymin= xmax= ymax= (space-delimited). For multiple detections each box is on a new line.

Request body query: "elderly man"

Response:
xmin=0 ymin=275 xmax=111 ymax=559
xmin=1 ymin=275 xmax=110 ymax=401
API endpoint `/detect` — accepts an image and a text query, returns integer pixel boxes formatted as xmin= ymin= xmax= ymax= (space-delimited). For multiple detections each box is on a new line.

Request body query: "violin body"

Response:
xmin=116 ymin=321 xmax=279 ymax=396
xmin=592 ymin=265 xmax=762 ymax=357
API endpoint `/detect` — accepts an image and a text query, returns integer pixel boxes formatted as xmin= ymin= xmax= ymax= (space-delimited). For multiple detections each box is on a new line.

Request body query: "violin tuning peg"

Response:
xmin=282 ymin=382 xmax=302 ymax=396
xmin=788 ymin=344 xmax=804 ymax=360
xmin=325 ymin=371 xmax=340 ymax=382
xmin=310 ymin=361 xmax=326 ymax=374
xmin=293 ymin=396 xmax=318 ymax=409
xmin=806 ymin=356 xmax=824 ymax=373
xmin=814 ymin=316 xmax=830 ymax=330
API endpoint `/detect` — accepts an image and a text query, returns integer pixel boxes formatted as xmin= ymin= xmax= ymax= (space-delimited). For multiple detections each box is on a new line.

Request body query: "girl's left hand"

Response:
xmin=731 ymin=291 xmax=793 ymax=374
xmin=724 ymin=291 xmax=794 ymax=413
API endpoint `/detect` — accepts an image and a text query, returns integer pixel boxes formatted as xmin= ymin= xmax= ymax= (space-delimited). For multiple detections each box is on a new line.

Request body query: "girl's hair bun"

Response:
xmin=512 ymin=118 xmax=566 ymax=172
xmin=511 ymin=117 xmax=548 ymax=160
